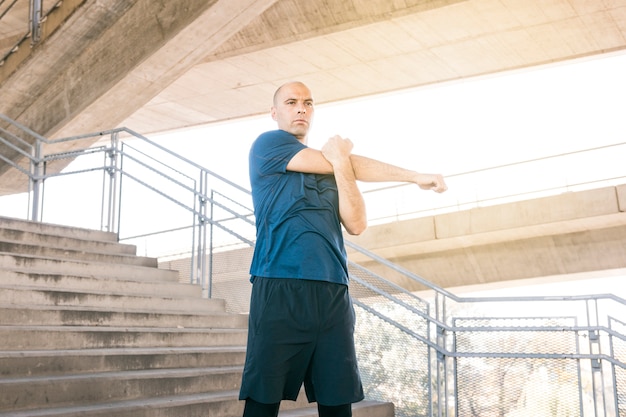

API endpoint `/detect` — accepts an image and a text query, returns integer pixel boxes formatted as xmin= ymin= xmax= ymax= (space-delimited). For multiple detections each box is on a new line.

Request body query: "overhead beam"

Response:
xmin=346 ymin=184 xmax=626 ymax=289
xmin=0 ymin=0 xmax=279 ymax=193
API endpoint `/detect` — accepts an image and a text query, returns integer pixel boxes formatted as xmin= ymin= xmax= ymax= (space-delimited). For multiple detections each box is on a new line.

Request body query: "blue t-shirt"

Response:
xmin=248 ymin=129 xmax=349 ymax=285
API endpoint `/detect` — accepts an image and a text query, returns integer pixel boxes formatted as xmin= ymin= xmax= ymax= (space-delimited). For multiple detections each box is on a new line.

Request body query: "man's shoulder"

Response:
xmin=251 ymin=130 xmax=305 ymax=155
xmin=255 ymin=129 xmax=294 ymax=143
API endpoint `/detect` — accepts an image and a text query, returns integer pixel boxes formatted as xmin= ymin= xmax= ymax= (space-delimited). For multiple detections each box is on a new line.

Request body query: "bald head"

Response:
xmin=270 ymin=81 xmax=314 ymax=141
xmin=273 ymin=81 xmax=310 ymax=106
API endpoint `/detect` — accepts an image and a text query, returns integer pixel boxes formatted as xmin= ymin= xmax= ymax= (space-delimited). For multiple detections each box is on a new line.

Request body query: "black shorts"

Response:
xmin=238 ymin=277 xmax=364 ymax=406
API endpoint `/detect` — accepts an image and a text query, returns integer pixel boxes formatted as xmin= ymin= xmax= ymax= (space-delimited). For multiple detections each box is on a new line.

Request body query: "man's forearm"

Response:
xmin=321 ymin=137 xmax=368 ymax=235
xmin=350 ymin=155 xmax=418 ymax=182
xmin=350 ymin=154 xmax=448 ymax=193
xmin=332 ymin=159 xmax=367 ymax=235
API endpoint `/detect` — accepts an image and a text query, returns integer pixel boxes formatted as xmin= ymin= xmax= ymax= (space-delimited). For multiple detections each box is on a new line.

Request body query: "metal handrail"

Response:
xmin=347 ymin=238 xmax=626 ymax=417
xmin=1 ymin=0 xmax=50 ymax=65
xmin=0 ymin=113 xmax=255 ymax=294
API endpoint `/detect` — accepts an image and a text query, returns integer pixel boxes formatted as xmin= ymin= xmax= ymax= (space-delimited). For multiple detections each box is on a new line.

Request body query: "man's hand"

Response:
xmin=321 ymin=135 xmax=353 ymax=166
xmin=415 ymin=173 xmax=448 ymax=193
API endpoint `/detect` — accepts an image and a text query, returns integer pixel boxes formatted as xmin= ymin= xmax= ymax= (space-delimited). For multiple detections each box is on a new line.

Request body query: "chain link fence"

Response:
xmin=346 ymin=248 xmax=626 ymax=417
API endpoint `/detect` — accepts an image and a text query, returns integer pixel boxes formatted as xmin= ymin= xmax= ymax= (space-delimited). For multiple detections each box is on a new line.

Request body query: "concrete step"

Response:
xmin=0 ymin=239 xmax=156 ymax=266
xmin=0 ymin=365 xmax=243 ymax=412
xmin=0 ymin=285 xmax=224 ymax=312
xmin=0 ymin=252 xmax=179 ymax=282
xmin=0 ymin=391 xmax=244 ymax=417
xmin=0 ymin=216 xmax=118 ymax=243
xmin=0 ymin=269 xmax=201 ymax=298
xmin=0 ymin=300 xmax=248 ymax=329
xmin=0 ymin=325 xmax=248 ymax=350
xmin=0 ymin=304 xmax=247 ymax=328
xmin=0 ymin=218 xmax=400 ymax=417
xmin=0 ymin=346 xmax=247 ymax=378
xmin=0 ymin=390 xmax=393 ymax=417
xmin=0 ymin=225 xmax=137 ymax=255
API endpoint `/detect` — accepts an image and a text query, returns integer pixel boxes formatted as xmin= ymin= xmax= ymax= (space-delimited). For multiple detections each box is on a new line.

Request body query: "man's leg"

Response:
xmin=305 ymin=284 xmax=364 ymax=405
xmin=242 ymin=398 xmax=280 ymax=417
xmin=317 ymin=403 xmax=352 ymax=417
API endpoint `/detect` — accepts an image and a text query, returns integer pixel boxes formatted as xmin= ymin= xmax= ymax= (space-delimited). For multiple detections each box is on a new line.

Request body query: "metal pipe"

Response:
xmin=29 ymin=0 xmax=42 ymax=43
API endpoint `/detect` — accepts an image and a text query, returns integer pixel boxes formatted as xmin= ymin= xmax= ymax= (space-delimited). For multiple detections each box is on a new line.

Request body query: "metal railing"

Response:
xmin=0 ymin=0 xmax=44 ymax=66
xmin=1 ymin=112 xmax=625 ymax=416
xmin=347 ymin=242 xmax=626 ymax=417
xmin=0 ymin=113 xmax=255 ymax=296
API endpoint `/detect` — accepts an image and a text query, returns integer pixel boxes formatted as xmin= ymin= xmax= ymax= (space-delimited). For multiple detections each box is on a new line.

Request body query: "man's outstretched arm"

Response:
xmin=287 ymin=149 xmax=447 ymax=193
xmin=350 ymin=155 xmax=448 ymax=193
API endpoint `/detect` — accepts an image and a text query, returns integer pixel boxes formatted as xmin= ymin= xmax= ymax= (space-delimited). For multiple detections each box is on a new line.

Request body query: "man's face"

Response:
xmin=271 ymin=82 xmax=314 ymax=142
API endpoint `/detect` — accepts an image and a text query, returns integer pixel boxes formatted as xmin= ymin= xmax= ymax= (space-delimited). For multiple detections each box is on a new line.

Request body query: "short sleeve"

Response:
xmin=249 ymin=130 xmax=306 ymax=179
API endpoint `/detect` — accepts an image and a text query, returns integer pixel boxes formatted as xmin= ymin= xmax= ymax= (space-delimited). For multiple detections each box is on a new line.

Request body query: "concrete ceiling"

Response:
xmin=126 ymin=0 xmax=626 ymax=137
xmin=1 ymin=0 xmax=626 ymax=194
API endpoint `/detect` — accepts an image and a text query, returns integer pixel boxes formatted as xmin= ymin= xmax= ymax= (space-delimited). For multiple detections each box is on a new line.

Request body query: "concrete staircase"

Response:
xmin=0 ymin=216 xmax=394 ymax=417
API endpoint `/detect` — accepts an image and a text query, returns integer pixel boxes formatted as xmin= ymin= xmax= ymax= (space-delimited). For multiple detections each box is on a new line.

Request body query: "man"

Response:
xmin=239 ymin=81 xmax=447 ymax=417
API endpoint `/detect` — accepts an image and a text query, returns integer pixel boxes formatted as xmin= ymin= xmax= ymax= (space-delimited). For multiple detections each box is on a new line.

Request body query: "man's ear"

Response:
xmin=270 ymin=107 xmax=277 ymax=121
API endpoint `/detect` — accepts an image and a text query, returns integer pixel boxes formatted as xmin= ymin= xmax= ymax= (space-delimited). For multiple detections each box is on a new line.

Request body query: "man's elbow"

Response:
xmin=345 ymin=220 xmax=368 ymax=236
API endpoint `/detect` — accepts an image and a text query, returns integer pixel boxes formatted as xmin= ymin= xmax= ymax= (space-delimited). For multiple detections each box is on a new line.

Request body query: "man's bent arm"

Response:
xmin=322 ymin=137 xmax=367 ymax=235
xmin=286 ymin=140 xmax=367 ymax=235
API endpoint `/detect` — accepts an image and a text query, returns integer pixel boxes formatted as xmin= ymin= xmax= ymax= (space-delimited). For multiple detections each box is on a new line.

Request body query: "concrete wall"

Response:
xmin=346 ymin=184 xmax=626 ymax=290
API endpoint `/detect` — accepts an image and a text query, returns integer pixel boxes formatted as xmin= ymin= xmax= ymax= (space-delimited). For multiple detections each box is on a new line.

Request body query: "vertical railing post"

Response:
xmin=190 ymin=178 xmax=199 ymax=286
xmin=607 ymin=317 xmax=623 ymax=417
xmin=103 ymin=132 xmax=119 ymax=233
xmin=436 ymin=325 xmax=447 ymax=417
xmin=434 ymin=292 xmax=447 ymax=417
xmin=584 ymin=298 xmax=608 ymax=417
xmin=29 ymin=139 xmax=43 ymax=221
xmin=196 ymin=170 xmax=209 ymax=297
xmin=208 ymin=188 xmax=214 ymax=298
xmin=29 ymin=0 xmax=42 ymax=43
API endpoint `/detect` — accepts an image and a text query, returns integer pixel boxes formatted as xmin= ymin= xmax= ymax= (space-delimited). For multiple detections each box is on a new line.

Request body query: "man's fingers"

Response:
xmin=434 ymin=177 xmax=447 ymax=192
xmin=418 ymin=174 xmax=447 ymax=193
